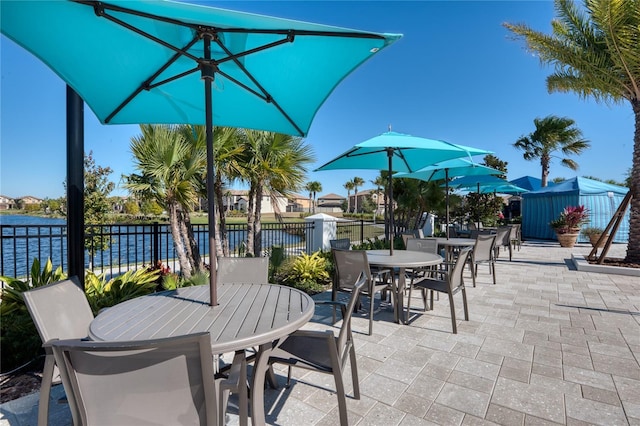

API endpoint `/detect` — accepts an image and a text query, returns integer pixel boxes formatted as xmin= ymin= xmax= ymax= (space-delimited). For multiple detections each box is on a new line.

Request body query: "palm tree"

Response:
xmin=343 ymin=181 xmax=355 ymax=212
xmin=352 ymin=176 xmax=365 ymax=213
xmin=371 ymin=175 xmax=386 ymax=222
xmin=125 ymin=124 xmax=206 ymax=278
xmin=504 ymin=0 xmax=640 ymax=262
xmin=242 ymin=130 xmax=314 ymax=256
xmin=305 ymin=181 xmax=322 ymax=213
xmin=513 ymin=115 xmax=590 ymax=187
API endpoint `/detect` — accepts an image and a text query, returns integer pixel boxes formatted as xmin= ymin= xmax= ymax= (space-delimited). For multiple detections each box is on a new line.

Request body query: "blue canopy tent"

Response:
xmin=509 ymin=176 xmax=554 ymax=192
xmin=521 ymin=177 xmax=629 ymax=242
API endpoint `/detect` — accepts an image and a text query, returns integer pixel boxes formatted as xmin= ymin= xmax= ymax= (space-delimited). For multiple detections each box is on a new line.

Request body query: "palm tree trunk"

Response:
xmin=541 ymin=154 xmax=550 ymax=187
xmin=246 ymin=184 xmax=256 ymax=257
xmin=626 ymin=100 xmax=640 ymax=263
xmin=168 ymin=201 xmax=192 ymax=278
xmin=214 ymin=174 xmax=230 ymax=256
xmin=254 ymin=186 xmax=263 ymax=257
xmin=179 ymin=208 xmax=202 ymax=273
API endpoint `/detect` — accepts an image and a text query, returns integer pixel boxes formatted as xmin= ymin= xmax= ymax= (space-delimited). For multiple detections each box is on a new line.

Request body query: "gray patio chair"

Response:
xmin=22 ymin=276 xmax=94 ymax=426
xmin=511 ymin=223 xmax=522 ymax=251
xmin=401 ymin=232 xmax=416 ymax=249
xmin=51 ymin=332 xmax=221 ymax=426
xmin=330 ymin=238 xmax=351 ymax=250
xmin=332 ymin=249 xmax=391 ymax=335
xmin=408 ymin=247 xmax=472 ymax=334
xmin=470 ymin=233 xmax=497 ymax=286
xmin=217 ymin=256 xmax=269 ymax=284
xmin=493 ymin=226 xmax=513 ymax=261
xmin=216 ymin=256 xmax=270 ymax=425
xmin=405 ymin=238 xmax=440 ymax=321
xmin=269 ymin=272 xmax=366 ymax=426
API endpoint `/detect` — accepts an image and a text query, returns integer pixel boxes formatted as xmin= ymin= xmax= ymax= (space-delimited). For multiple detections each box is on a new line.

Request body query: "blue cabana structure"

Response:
xmin=521 ymin=177 xmax=629 ymax=242
xmin=509 ymin=176 xmax=554 ymax=192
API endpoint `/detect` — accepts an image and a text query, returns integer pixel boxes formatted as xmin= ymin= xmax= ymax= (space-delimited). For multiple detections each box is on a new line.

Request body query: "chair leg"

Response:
xmin=38 ymin=353 xmax=55 ymax=426
xmin=462 ymin=288 xmax=469 ymax=321
xmin=430 ymin=290 xmax=434 ymax=310
xmin=448 ymin=291 xmax=457 ymax=334
xmin=421 ymin=288 xmax=428 ymax=312
xmin=491 ymin=262 xmax=496 ymax=284
xmin=368 ymin=293 xmax=374 ymax=336
xmin=470 ymin=259 xmax=476 ymax=288
xmin=406 ymin=284 xmax=413 ymax=323
xmin=349 ymin=346 xmax=360 ymax=399
xmin=333 ymin=369 xmax=349 ymax=426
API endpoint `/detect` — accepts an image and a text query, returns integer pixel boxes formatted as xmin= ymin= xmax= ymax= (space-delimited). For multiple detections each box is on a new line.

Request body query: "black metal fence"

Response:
xmin=1 ymin=221 xmax=314 ymax=281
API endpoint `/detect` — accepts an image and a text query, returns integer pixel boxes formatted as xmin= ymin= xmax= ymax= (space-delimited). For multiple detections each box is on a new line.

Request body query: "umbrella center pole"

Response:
xmin=387 ymin=148 xmax=394 ymax=255
xmin=202 ymin=34 xmax=218 ymax=306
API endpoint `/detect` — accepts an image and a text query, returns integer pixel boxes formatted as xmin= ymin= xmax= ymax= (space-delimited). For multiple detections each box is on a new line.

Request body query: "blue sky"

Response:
xmin=1 ymin=1 xmax=633 ymax=200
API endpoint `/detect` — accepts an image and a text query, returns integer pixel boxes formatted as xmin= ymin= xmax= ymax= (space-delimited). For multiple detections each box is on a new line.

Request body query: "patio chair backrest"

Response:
xmin=412 ymin=229 xmax=425 ymax=239
xmin=401 ymin=232 xmax=416 ymax=249
xmin=23 ymin=276 xmax=94 ymax=345
xmin=509 ymin=224 xmax=520 ymax=241
xmin=217 ymin=256 xmax=269 ymax=284
xmin=473 ymin=234 xmax=496 ymax=262
xmin=330 ymin=238 xmax=351 ymax=250
xmin=449 ymin=247 xmax=472 ymax=291
xmin=406 ymin=238 xmax=438 ymax=254
xmin=51 ymin=332 xmax=217 ymax=426
xmin=332 ymin=249 xmax=372 ymax=293
xmin=495 ymin=226 xmax=511 ymax=247
xmin=336 ymin=273 xmax=366 ymax=359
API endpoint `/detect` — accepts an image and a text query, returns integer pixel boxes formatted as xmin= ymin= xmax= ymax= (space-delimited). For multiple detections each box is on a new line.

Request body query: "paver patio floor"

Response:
xmin=2 ymin=240 xmax=638 ymax=426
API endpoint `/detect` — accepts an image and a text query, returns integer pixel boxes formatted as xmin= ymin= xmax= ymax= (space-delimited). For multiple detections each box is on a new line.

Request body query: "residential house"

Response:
xmin=287 ymin=193 xmax=311 ymax=213
xmin=348 ymin=189 xmax=386 ymax=214
xmin=316 ymin=193 xmax=346 ymax=213
xmin=17 ymin=195 xmax=43 ymax=209
xmin=0 ymin=195 xmax=15 ymax=210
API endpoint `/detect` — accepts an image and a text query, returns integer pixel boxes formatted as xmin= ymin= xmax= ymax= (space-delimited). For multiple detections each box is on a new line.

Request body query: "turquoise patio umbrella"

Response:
xmin=395 ymin=158 xmax=502 ymax=238
xmin=316 ymin=131 xmax=492 ymax=253
xmin=2 ymin=0 xmax=401 ymax=304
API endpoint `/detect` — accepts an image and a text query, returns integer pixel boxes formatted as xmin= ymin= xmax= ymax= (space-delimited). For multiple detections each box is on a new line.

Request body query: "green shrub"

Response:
xmin=0 ymin=258 xmax=67 ymax=372
xmin=85 ymin=268 xmax=160 ymax=314
xmin=275 ymin=251 xmax=331 ymax=295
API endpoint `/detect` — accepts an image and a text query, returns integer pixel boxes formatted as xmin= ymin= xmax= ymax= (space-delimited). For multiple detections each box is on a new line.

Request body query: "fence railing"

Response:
xmin=1 ymin=221 xmax=314 ymax=281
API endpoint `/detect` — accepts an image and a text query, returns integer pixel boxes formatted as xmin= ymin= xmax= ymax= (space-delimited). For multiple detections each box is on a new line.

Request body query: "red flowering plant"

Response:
xmin=549 ymin=205 xmax=589 ymax=234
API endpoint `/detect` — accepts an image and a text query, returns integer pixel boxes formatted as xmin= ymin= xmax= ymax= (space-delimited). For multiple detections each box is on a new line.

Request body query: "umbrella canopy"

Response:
xmin=448 ymin=174 xmax=511 ymax=189
xmin=2 ymin=1 xmax=401 ymax=306
xmin=316 ymin=131 xmax=491 ymax=253
xmin=395 ymin=158 xmax=502 ymax=238
xmin=475 ymin=183 xmax=528 ymax=194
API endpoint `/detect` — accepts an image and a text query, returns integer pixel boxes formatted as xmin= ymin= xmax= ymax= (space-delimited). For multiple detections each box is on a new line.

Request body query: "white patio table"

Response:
xmin=365 ymin=249 xmax=442 ymax=324
xmin=89 ymin=283 xmax=315 ymax=426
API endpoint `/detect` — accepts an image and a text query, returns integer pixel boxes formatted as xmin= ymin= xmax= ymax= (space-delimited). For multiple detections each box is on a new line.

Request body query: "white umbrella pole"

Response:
xmin=445 ymin=169 xmax=450 ymax=240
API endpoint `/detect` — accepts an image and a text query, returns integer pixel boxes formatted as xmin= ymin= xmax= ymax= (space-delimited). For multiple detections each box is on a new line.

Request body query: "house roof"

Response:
xmin=522 ymin=176 xmax=628 ymax=198
xmin=318 ymin=193 xmax=345 ymax=200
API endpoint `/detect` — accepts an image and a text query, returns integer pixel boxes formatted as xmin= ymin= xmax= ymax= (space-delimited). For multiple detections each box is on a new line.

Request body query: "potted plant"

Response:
xmin=581 ymin=226 xmax=608 ymax=248
xmin=550 ymin=205 xmax=588 ymax=247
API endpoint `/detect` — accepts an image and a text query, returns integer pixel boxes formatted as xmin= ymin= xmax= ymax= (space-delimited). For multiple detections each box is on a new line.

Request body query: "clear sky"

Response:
xmin=0 ymin=1 xmax=633 ymax=201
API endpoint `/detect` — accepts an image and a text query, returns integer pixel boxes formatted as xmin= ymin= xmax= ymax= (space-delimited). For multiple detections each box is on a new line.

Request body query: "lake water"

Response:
xmin=0 ymin=215 xmax=305 ymax=278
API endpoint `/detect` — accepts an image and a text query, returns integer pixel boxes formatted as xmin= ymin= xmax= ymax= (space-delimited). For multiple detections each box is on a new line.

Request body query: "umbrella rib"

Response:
xmin=212 ymin=33 xmax=304 ymax=136
xmin=84 ymin=2 xmax=200 ymax=62
xmin=105 ymin=37 xmax=201 ymax=124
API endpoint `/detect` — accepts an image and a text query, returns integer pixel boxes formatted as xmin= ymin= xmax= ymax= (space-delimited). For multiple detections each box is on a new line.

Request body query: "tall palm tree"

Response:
xmin=305 ymin=181 xmax=322 ymax=213
xmin=179 ymin=125 xmax=245 ymax=257
xmin=504 ymin=0 xmax=640 ymax=262
xmin=352 ymin=176 xmax=365 ymax=213
xmin=343 ymin=181 xmax=355 ymax=212
xmin=371 ymin=175 xmax=386 ymax=222
xmin=242 ymin=130 xmax=314 ymax=256
xmin=513 ymin=115 xmax=590 ymax=187
xmin=125 ymin=124 xmax=206 ymax=278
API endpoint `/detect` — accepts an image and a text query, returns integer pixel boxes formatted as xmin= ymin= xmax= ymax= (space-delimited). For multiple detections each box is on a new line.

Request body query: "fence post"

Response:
xmin=360 ymin=219 xmax=364 ymax=243
xmin=152 ymin=222 xmax=159 ymax=267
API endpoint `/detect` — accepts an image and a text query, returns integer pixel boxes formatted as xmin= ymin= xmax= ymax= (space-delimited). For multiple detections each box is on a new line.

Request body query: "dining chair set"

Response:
xmin=22 ymin=256 xmax=367 ymax=426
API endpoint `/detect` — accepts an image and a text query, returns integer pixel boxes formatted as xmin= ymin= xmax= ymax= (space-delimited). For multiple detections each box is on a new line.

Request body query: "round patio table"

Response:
xmin=366 ymin=249 xmax=442 ymax=324
xmin=434 ymin=237 xmax=476 ymax=262
xmin=89 ymin=283 xmax=314 ymax=426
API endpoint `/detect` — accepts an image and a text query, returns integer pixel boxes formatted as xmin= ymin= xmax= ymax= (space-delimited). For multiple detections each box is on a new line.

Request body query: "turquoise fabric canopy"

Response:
xmin=394 ymin=158 xmax=501 ymax=182
xmin=316 ymin=131 xmax=491 ymax=252
xmin=1 ymin=0 xmax=401 ymax=136
xmin=2 ymin=0 xmax=401 ymax=304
